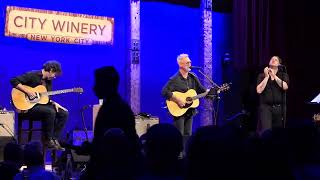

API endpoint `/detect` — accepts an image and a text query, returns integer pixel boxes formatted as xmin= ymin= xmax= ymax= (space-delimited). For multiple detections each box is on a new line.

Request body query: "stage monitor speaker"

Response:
xmin=0 ymin=111 xmax=15 ymax=137
xmin=92 ymin=104 xmax=159 ymax=136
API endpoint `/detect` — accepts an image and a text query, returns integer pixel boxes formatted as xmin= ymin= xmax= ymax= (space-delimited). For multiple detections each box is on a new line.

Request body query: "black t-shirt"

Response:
xmin=161 ymin=72 xmax=207 ymax=100
xmin=257 ymin=71 xmax=289 ymax=105
xmin=10 ymin=70 xmax=52 ymax=91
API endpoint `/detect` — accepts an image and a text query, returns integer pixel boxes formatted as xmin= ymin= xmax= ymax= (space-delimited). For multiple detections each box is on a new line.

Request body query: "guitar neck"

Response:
xmin=192 ymin=91 xmax=208 ymax=100
xmin=42 ymin=89 xmax=75 ymax=96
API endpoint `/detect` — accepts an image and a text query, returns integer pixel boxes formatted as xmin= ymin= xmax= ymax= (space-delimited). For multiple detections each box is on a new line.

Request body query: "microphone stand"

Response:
xmin=80 ymin=106 xmax=90 ymax=142
xmin=196 ymin=69 xmax=220 ymax=88
xmin=280 ymin=66 xmax=287 ymax=128
xmin=197 ymin=69 xmax=221 ymax=126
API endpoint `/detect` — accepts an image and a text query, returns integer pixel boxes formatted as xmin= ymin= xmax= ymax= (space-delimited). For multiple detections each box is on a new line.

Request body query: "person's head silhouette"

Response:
xmin=93 ymin=66 xmax=120 ymax=99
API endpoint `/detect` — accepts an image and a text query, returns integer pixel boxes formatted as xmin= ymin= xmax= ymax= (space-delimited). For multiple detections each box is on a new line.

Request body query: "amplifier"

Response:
xmin=92 ymin=104 xmax=159 ymax=136
xmin=0 ymin=111 xmax=15 ymax=137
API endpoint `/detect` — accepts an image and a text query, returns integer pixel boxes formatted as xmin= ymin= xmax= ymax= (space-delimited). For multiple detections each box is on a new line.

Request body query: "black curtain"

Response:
xmin=233 ymin=0 xmax=287 ymax=70
xmin=232 ymin=0 xmax=320 ymax=125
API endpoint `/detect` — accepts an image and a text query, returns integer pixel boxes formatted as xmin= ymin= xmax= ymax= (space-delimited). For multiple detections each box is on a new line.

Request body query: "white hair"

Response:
xmin=177 ymin=53 xmax=189 ymax=64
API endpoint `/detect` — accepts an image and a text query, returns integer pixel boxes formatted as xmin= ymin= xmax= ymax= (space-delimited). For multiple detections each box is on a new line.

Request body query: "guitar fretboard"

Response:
xmin=191 ymin=83 xmax=230 ymax=100
xmin=41 ymin=89 xmax=75 ymax=96
xmin=191 ymin=91 xmax=209 ymax=100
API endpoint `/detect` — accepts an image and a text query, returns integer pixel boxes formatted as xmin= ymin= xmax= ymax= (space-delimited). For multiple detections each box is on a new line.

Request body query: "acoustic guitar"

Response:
xmin=11 ymin=85 xmax=83 ymax=111
xmin=166 ymin=83 xmax=230 ymax=117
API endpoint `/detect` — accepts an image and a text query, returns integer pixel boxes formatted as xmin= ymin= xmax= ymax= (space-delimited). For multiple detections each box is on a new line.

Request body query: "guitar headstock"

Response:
xmin=72 ymin=87 xmax=84 ymax=93
xmin=218 ymin=83 xmax=231 ymax=92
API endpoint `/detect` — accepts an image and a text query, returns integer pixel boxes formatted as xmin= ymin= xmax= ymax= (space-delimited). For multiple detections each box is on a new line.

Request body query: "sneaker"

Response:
xmin=53 ymin=139 xmax=65 ymax=151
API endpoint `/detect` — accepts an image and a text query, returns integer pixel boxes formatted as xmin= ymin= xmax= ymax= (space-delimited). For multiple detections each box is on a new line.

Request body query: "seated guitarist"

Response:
xmin=10 ymin=61 xmax=68 ymax=151
xmin=162 ymin=54 xmax=208 ymax=139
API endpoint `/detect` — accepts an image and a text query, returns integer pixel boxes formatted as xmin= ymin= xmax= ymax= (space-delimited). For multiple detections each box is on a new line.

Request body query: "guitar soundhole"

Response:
xmin=184 ymin=97 xmax=193 ymax=108
xmin=26 ymin=93 xmax=40 ymax=103
xmin=28 ymin=96 xmax=36 ymax=101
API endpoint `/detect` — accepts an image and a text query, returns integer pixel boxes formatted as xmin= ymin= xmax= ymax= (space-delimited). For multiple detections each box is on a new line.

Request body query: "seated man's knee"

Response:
xmin=45 ymin=108 xmax=56 ymax=118
xmin=60 ymin=110 xmax=69 ymax=119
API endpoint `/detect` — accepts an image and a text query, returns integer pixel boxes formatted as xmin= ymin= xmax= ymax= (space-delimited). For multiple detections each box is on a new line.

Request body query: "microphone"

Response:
xmin=190 ymin=66 xmax=202 ymax=70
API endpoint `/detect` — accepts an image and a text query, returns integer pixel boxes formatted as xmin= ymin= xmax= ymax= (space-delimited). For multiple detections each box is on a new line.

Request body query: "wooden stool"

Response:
xmin=17 ymin=113 xmax=56 ymax=165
